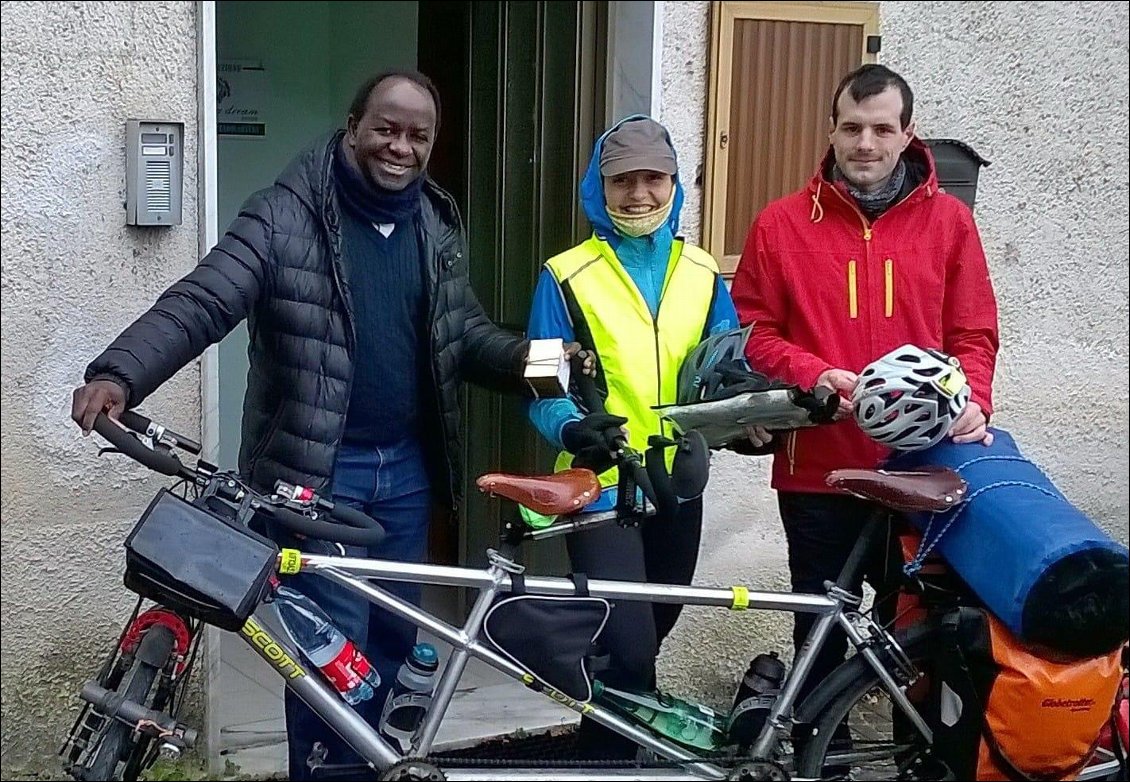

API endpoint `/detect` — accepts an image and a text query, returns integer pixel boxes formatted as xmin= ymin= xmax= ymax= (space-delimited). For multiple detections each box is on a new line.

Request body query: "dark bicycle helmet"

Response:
xmin=676 ymin=325 xmax=775 ymax=404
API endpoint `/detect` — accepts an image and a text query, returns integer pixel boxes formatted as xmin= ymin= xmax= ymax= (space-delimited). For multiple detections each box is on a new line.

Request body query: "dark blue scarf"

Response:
xmin=333 ymin=140 xmax=424 ymax=224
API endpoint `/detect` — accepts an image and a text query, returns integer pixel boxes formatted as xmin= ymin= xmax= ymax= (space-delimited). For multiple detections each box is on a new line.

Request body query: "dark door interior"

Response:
xmin=418 ymin=1 xmax=607 ymax=583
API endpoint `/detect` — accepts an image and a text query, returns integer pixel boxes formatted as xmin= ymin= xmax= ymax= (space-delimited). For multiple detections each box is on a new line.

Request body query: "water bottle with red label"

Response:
xmin=274 ymin=584 xmax=380 ymax=705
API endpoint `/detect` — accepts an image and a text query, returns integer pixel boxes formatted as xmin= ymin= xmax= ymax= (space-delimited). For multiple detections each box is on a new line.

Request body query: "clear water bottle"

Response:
xmin=592 ymin=680 xmax=728 ymax=752
xmin=273 ymin=585 xmax=380 ymax=705
xmin=379 ymin=642 xmax=439 ymax=752
xmin=727 ymin=651 xmax=786 ymax=749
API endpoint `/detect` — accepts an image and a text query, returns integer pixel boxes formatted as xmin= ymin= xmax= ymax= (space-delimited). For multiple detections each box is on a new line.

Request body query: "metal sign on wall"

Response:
xmin=217 ymin=60 xmax=267 ymax=137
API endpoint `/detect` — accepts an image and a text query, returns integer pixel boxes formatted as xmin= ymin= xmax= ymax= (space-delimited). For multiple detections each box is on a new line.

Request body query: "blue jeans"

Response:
xmin=277 ymin=440 xmax=432 ymax=780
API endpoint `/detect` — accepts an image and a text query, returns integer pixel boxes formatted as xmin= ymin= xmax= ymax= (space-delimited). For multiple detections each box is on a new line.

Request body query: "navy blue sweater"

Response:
xmin=339 ymin=210 xmax=427 ymax=445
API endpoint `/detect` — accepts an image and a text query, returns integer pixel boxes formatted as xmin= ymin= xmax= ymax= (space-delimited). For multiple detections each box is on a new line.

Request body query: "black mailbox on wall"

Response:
xmin=923 ymin=138 xmax=991 ymax=212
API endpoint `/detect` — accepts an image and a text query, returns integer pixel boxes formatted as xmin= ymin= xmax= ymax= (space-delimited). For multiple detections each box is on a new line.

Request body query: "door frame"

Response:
xmin=195 ymin=2 xmax=223 ymax=774
xmin=702 ymin=1 xmax=880 ymax=273
xmin=195 ymin=1 xmax=611 ymax=771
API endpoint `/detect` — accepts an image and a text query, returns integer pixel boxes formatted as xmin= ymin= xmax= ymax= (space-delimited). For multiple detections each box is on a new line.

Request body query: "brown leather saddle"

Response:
xmin=826 ymin=465 xmax=967 ymax=513
xmin=475 ymin=468 xmax=602 ymax=516
xmin=476 ymin=465 xmax=963 ymax=516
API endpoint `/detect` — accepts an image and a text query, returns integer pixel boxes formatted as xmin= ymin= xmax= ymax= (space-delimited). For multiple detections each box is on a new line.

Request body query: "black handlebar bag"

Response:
xmin=123 ymin=488 xmax=279 ymax=631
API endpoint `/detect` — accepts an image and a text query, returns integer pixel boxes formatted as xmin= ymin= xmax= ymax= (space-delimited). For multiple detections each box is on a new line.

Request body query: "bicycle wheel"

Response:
xmin=794 ymin=624 xmax=950 ymax=781
xmin=80 ymin=623 xmax=176 ymax=782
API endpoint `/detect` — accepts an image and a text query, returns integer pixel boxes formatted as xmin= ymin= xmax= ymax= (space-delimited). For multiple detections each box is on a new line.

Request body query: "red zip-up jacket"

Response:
xmin=731 ymin=138 xmax=999 ymax=494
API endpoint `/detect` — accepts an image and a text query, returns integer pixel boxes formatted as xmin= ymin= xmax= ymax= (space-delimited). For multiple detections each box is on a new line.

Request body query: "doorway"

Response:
xmin=210 ymin=1 xmax=606 ymax=774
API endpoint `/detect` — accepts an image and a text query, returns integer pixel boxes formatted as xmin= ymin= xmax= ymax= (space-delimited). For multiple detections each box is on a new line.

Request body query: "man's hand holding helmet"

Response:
xmin=815 ymin=367 xmax=858 ymax=420
xmin=851 ymin=345 xmax=991 ymax=451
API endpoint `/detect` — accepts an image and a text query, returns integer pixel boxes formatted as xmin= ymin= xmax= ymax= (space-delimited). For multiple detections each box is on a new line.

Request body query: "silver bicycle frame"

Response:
xmin=235 ymin=520 xmax=951 ymax=780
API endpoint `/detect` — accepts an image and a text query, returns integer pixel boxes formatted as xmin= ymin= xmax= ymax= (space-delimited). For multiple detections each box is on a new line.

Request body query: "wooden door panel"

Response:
xmin=705 ymin=2 xmax=879 ymax=274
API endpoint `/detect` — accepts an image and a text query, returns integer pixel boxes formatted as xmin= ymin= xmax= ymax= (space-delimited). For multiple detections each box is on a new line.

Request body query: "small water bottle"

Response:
xmin=379 ymin=642 xmax=439 ymax=752
xmin=727 ymin=651 xmax=786 ymax=749
xmin=273 ymin=585 xmax=380 ymax=705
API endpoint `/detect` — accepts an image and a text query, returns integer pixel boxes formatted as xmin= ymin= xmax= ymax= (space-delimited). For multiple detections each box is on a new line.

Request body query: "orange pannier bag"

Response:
xmin=974 ymin=614 xmax=1122 ymax=780
xmin=895 ymin=530 xmax=1125 ymax=780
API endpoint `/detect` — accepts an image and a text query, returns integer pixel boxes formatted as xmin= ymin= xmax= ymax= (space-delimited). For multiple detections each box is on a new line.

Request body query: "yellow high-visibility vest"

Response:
xmin=545 ymin=235 xmax=719 ymax=488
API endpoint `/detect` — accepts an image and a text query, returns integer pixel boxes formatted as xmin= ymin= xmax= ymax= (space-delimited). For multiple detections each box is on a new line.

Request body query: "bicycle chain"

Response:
xmin=421 ymin=753 xmax=740 ymax=769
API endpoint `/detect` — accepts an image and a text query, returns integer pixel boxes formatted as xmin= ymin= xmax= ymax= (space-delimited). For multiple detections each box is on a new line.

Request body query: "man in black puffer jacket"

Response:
xmin=71 ymin=71 xmax=553 ymax=779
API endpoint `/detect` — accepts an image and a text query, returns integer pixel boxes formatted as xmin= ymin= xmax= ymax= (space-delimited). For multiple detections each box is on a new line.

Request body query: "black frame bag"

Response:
xmin=123 ymin=488 xmax=278 ymax=631
xmin=484 ymin=573 xmax=610 ymax=702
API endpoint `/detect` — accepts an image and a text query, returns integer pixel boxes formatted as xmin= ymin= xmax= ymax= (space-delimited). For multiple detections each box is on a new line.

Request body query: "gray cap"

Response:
xmin=599 ymin=118 xmax=677 ymax=177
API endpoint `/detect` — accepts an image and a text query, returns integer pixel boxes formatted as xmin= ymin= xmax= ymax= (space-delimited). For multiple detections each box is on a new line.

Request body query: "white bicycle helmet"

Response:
xmin=852 ymin=345 xmax=970 ymax=452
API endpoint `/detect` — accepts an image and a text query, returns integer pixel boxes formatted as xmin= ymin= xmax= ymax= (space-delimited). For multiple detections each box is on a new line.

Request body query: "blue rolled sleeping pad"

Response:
xmin=886 ymin=427 xmax=1129 ymax=657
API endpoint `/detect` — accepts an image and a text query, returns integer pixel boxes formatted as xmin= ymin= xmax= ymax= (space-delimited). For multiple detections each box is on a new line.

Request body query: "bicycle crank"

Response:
xmin=727 ymin=760 xmax=789 ymax=781
xmin=378 ymin=759 xmax=447 ymax=781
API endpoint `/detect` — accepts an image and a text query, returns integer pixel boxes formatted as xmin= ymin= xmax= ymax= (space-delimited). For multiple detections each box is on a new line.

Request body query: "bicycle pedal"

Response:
xmin=309 ymin=762 xmax=379 ymax=780
xmin=306 ymin=742 xmax=380 ymax=780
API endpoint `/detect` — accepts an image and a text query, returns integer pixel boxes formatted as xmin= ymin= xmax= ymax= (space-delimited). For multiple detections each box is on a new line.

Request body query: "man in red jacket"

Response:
xmin=731 ymin=63 xmax=1000 ymax=702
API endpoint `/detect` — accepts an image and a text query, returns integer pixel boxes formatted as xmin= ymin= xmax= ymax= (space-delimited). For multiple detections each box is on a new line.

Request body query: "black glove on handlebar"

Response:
xmin=561 ymin=413 xmax=628 ymax=474
xmin=562 ymin=413 xmax=628 ymax=454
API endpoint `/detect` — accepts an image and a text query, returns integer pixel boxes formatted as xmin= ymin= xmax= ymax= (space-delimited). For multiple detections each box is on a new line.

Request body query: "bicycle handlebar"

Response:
xmin=568 ymin=353 xmax=670 ymax=515
xmin=94 ymin=413 xmax=189 ymax=479
xmin=119 ymin=410 xmax=202 ymax=455
xmin=261 ymin=502 xmax=385 ymax=547
xmin=92 ymin=412 xmax=385 ymax=547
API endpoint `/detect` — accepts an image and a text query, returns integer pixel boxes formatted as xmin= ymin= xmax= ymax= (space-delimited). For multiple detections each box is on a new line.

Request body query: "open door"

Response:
xmin=419 ymin=1 xmax=607 ymax=581
xmin=210 ymin=3 xmax=607 ymax=773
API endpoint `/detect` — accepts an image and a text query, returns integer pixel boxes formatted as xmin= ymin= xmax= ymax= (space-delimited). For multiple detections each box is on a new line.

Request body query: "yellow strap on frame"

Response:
xmin=731 ymin=586 xmax=750 ymax=611
xmin=279 ymin=548 xmax=303 ymax=575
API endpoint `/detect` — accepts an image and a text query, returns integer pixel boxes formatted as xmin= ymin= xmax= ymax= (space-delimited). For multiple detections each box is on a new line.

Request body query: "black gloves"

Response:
xmin=562 ymin=413 xmax=628 ymax=454
xmin=561 ymin=413 xmax=628 ymax=474
xmin=701 ymin=359 xmax=786 ymax=401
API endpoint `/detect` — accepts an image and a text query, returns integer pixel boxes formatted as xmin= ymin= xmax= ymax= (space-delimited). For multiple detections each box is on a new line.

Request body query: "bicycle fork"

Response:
xmin=748 ymin=586 xmax=932 ymax=762
xmin=839 ymin=609 xmax=933 ymax=743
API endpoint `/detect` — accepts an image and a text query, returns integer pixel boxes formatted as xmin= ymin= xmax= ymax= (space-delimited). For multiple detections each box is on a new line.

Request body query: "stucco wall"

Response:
xmin=657 ymin=0 xmax=1130 ymax=709
xmin=1 ymin=2 xmax=201 ymax=776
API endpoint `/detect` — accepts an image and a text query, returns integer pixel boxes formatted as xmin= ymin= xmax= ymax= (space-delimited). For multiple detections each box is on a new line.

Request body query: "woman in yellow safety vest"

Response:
xmin=525 ymin=115 xmax=772 ymax=758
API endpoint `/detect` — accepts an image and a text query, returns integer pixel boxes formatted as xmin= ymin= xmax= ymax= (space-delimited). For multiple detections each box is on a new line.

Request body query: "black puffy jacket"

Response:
xmin=86 ymin=131 xmax=528 ymax=507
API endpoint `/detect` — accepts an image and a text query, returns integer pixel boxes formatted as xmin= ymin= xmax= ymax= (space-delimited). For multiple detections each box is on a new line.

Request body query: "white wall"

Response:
xmin=0 ymin=2 xmax=423 ymax=775
xmin=656 ymin=0 xmax=1130 ymax=709
xmin=0 ymin=2 xmax=201 ymax=776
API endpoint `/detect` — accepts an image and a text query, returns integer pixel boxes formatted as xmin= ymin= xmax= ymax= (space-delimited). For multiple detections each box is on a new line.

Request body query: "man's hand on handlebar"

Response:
xmin=71 ymin=379 xmax=128 ymax=436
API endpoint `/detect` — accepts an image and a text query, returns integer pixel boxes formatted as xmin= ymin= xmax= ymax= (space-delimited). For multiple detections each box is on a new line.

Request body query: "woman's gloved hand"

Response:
xmin=561 ymin=413 xmax=629 ymax=473
xmin=723 ymin=425 xmax=779 ymax=456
